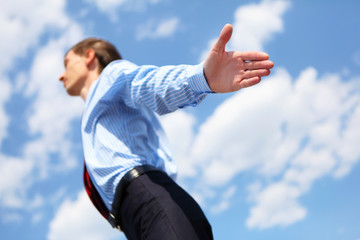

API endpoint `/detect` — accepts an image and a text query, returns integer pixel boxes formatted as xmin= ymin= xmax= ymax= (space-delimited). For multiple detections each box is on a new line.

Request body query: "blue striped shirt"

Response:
xmin=81 ymin=60 xmax=212 ymax=210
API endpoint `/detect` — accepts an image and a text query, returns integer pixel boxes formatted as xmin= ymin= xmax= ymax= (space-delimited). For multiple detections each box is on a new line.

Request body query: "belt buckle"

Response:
xmin=127 ymin=168 xmax=140 ymax=181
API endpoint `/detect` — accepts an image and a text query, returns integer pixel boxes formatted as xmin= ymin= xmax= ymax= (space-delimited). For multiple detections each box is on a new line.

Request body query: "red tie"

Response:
xmin=83 ymin=162 xmax=109 ymax=219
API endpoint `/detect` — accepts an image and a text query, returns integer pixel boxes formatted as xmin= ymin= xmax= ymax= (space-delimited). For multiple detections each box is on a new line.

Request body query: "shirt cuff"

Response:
xmin=187 ymin=62 xmax=214 ymax=93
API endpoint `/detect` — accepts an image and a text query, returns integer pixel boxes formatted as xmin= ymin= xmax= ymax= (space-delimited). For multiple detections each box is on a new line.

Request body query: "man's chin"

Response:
xmin=66 ymin=88 xmax=80 ymax=96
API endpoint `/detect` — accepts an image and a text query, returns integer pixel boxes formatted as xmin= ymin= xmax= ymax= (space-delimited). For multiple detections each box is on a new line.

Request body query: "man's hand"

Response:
xmin=204 ymin=24 xmax=274 ymax=93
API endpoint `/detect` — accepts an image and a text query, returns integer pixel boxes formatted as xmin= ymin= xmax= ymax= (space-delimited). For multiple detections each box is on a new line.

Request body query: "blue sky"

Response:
xmin=1 ymin=0 xmax=360 ymax=239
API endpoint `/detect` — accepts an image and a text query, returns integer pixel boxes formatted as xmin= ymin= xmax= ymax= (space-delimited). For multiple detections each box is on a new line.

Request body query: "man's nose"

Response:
xmin=59 ymin=72 xmax=65 ymax=81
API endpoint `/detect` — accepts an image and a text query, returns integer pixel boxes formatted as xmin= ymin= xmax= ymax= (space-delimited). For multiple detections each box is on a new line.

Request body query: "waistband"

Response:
xmin=108 ymin=165 xmax=161 ymax=231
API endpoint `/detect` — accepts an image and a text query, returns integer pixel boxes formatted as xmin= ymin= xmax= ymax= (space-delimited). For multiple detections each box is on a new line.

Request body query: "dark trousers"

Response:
xmin=118 ymin=170 xmax=214 ymax=240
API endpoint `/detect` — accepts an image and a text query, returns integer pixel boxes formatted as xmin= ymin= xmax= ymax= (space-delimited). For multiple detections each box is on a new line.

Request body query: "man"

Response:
xmin=59 ymin=24 xmax=274 ymax=240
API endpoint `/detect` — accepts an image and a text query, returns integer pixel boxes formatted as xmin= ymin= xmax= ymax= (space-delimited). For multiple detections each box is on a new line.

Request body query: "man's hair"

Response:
xmin=70 ymin=38 xmax=122 ymax=73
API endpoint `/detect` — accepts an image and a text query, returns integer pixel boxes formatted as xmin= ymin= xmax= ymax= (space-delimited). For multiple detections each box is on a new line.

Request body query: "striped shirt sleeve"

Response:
xmin=107 ymin=60 xmax=214 ymax=115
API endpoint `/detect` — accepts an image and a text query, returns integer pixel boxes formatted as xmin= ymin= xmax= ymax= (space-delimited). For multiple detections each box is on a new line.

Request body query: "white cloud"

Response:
xmin=87 ymin=0 xmax=128 ymax=11
xmin=86 ymin=0 xmax=127 ymax=21
xmin=0 ymin=155 xmax=34 ymax=208
xmin=211 ymin=185 xmax=237 ymax=214
xmin=230 ymin=0 xmax=290 ymax=51
xmin=87 ymin=0 xmax=161 ymax=11
xmin=0 ymin=0 xmax=69 ymax=73
xmin=0 ymin=76 xmax=12 ymax=148
xmin=167 ymin=67 xmax=360 ymax=228
xmin=136 ymin=17 xmax=180 ymax=41
xmin=0 ymin=0 xmax=83 ymax=153
xmin=161 ymin=52 xmax=360 ymax=228
xmin=189 ymin=69 xmax=293 ymax=186
xmin=48 ymin=191 xmax=122 ymax=240
xmin=147 ymin=0 xmax=360 ymax=230
xmin=86 ymin=0 xmax=163 ymax=21
xmin=32 ymin=212 xmax=44 ymax=224
xmin=160 ymin=110 xmax=197 ymax=177
xmin=24 ymin=28 xmax=84 ymax=178
xmin=180 ymin=0 xmax=360 ymax=228
xmin=0 ymin=24 xmax=86 ymax=224
xmin=246 ymin=146 xmax=337 ymax=229
xmin=0 ymin=0 xmax=85 ymax=223
xmin=334 ymin=93 xmax=360 ymax=178
xmin=246 ymin=182 xmax=306 ymax=229
xmin=199 ymin=0 xmax=290 ymax=61
xmin=199 ymin=38 xmax=217 ymax=63
xmin=1 ymin=213 xmax=23 ymax=224
xmin=353 ymin=49 xmax=360 ymax=66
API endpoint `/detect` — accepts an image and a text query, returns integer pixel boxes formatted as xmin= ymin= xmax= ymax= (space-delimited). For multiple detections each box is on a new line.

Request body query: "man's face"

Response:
xmin=59 ymin=50 xmax=88 ymax=96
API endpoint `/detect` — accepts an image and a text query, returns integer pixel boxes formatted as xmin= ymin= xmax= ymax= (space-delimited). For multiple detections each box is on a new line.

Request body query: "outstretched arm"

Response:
xmin=204 ymin=24 xmax=274 ymax=93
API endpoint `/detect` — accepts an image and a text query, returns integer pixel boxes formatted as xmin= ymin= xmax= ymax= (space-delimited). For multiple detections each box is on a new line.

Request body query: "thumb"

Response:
xmin=212 ymin=24 xmax=233 ymax=52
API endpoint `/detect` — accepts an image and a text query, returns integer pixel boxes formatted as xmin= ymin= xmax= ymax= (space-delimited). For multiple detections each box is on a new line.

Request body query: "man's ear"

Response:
xmin=85 ymin=48 xmax=97 ymax=67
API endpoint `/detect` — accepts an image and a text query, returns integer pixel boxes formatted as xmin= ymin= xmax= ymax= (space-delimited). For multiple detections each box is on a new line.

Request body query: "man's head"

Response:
xmin=69 ymin=38 xmax=122 ymax=73
xmin=59 ymin=38 xmax=121 ymax=99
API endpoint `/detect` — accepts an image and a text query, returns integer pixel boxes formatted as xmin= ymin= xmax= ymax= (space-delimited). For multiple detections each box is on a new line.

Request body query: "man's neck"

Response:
xmin=80 ymin=72 xmax=100 ymax=101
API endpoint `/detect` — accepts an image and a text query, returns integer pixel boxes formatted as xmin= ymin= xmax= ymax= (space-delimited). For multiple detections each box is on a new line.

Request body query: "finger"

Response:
xmin=239 ymin=51 xmax=270 ymax=61
xmin=244 ymin=60 xmax=274 ymax=70
xmin=243 ymin=69 xmax=271 ymax=79
xmin=212 ymin=24 xmax=233 ymax=52
xmin=237 ymin=76 xmax=261 ymax=89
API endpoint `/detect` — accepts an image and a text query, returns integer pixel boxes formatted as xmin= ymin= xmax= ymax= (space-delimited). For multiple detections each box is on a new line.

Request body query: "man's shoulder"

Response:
xmin=104 ymin=59 xmax=138 ymax=73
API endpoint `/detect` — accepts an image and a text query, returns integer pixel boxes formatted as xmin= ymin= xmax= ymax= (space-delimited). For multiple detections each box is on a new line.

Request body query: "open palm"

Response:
xmin=204 ymin=24 xmax=274 ymax=93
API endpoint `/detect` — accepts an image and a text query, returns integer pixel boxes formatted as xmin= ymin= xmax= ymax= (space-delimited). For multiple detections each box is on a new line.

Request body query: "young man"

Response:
xmin=59 ymin=24 xmax=274 ymax=240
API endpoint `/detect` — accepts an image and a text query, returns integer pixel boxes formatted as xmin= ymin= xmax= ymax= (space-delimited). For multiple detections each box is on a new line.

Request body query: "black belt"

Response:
xmin=108 ymin=165 xmax=160 ymax=231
